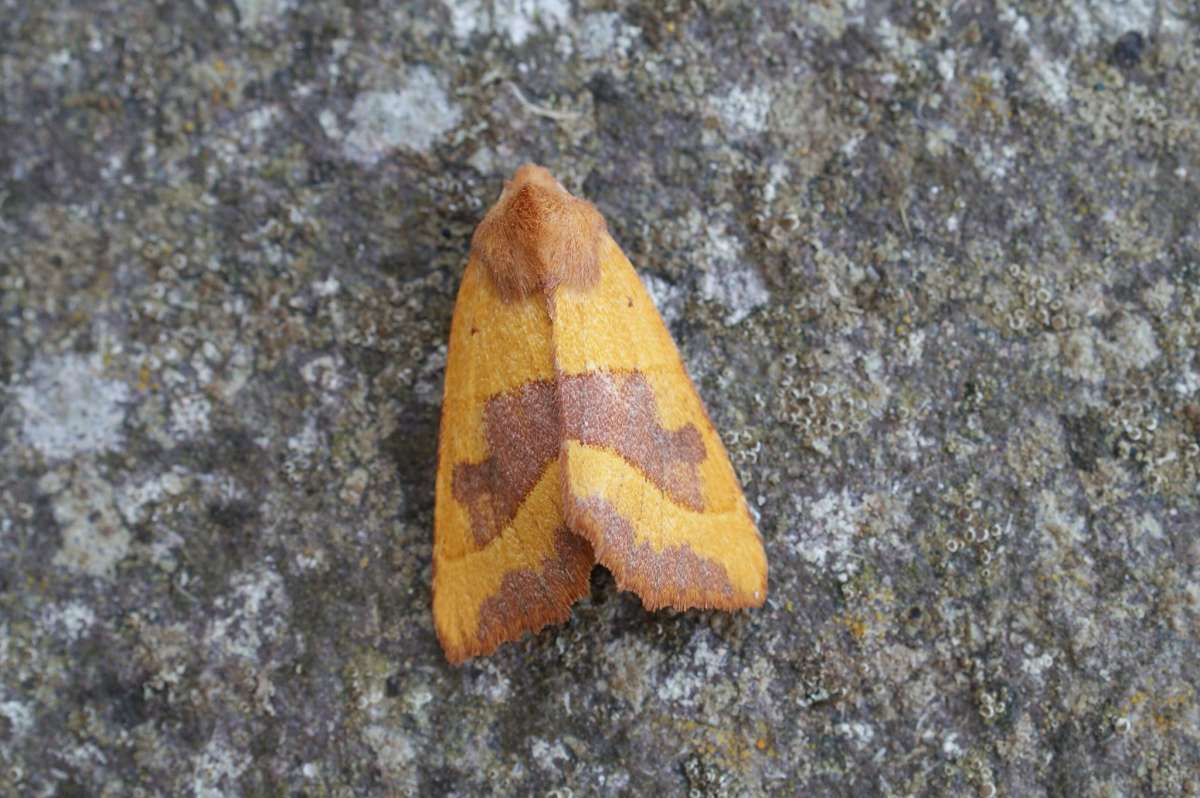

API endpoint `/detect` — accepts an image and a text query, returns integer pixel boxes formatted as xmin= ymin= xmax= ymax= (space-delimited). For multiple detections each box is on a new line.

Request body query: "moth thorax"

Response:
xmin=471 ymin=164 xmax=606 ymax=301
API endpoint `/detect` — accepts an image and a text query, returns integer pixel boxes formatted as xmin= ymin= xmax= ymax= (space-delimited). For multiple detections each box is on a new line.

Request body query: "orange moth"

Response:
xmin=433 ymin=164 xmax=768 ymax=664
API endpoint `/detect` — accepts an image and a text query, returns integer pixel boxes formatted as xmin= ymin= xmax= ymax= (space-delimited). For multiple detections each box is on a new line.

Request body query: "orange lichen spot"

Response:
xmin=845 ymin=615 xmax=867 ymax=641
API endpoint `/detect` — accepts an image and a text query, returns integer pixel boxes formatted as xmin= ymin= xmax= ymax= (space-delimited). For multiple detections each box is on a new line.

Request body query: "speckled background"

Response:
xmin=2 ymin=1 xmax=1198 ymax=796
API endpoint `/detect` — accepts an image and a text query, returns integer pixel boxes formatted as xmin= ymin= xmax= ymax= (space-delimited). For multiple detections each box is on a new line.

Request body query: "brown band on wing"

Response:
xmin=471 ymin=164 xmax=605 ymax=302
xmin=567 ymin=496 xmax=742 ymax=610
xmin=452 ymin=371 xmax=707 ymax=547
xmin=452 ymin=380 xmax=560 ymax=548
xmin=474 ymin=526 xmax=594 ymax=654
xmin=561 ymin=371 xmax=707 ymax=511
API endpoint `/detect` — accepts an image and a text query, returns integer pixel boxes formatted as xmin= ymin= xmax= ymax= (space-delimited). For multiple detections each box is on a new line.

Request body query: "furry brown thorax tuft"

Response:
xmin=470 ymin=164 xmax=607 ymax=300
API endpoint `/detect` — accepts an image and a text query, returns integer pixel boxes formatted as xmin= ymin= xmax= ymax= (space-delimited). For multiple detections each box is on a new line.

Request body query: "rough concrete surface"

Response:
xmin=2 ymin=1 xmax=1198 ymax=796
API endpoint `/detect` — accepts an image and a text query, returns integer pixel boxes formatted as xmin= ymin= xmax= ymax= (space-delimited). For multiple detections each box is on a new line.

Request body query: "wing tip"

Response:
xmin=433 ymin=527 xmax=595 ymax=666
xmin=567 ymin=493 xmax=768 ymax=614
xmin=435 ymin=598 xmax=580 ymax=666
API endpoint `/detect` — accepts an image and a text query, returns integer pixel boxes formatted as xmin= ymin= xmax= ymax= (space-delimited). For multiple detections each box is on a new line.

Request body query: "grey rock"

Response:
xmin=2 ymin=1 xmax=1197 ymax=796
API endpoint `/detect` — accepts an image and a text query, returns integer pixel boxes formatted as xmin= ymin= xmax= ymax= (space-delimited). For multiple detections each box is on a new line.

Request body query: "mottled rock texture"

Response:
xmin=2 ymin=1 xmax=1198 ymax=796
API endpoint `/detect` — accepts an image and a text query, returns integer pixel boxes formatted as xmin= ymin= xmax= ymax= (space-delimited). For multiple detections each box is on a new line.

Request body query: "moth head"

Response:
xmin=471 ymin=164 xmax=607 ymax=301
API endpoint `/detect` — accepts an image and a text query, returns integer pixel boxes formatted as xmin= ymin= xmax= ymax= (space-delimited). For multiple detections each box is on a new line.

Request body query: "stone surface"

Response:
xmin=2 ymin=1 xmax=1198 ymax=796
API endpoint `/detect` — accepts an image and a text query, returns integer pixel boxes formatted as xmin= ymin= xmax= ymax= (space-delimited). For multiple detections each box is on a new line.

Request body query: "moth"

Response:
xmin=433 ymin=164 xmax=767 ymax=664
